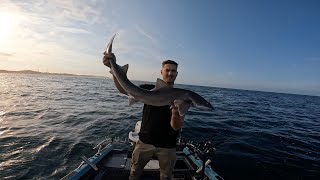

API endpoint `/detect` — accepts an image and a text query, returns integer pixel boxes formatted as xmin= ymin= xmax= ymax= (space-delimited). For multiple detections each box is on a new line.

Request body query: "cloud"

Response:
xmin=0 ymin=0 xmax=166 ymax=79
xmin=7 ymin=0 xmax=105 ymax=27
xmin=108 ymin=28 xmax=164 ymax=63
xmin=0 ymin=1 xmax=98 ymax=53
xmin=56 ymin=26 xmax=91 ymax=34
xmin=46 ymin=0 xmax=104 ymax=24
xmin=133 ymin=24 xmax=157 ymax=43
xmin=0 ymin=52 xmax=13 ymax=57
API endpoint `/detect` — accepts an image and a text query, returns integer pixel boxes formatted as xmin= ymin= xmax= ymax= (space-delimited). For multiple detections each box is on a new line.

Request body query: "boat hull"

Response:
xmin=61 ymin=143 xmax=223 ymax=180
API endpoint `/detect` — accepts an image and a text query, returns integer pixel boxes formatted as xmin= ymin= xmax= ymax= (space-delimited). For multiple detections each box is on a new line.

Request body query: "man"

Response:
xmin=103 ymin=53 xmax=184 ymax=180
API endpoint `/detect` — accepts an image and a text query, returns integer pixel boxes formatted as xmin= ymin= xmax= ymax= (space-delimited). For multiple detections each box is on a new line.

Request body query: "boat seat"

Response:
xmin=104 ymin=155 xmax=128 ymax=168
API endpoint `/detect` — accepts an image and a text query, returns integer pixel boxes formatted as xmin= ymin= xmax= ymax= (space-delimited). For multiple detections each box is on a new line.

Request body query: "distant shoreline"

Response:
xmin=0 ymin=70 xmax=101 ymax=77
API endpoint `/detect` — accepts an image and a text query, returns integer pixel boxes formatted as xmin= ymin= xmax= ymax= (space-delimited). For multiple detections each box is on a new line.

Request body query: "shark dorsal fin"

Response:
xmin=110 ymin=64 xmax=129 ymax=75
xmin=154 ymin=78 xmax=169 ymax=90
xmin=121 ymin=64 xmax=129 ymax=74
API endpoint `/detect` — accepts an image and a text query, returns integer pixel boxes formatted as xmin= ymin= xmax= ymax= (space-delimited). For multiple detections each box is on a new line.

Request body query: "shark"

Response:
xmin=104 ymin=34 xmax=214 ymax=116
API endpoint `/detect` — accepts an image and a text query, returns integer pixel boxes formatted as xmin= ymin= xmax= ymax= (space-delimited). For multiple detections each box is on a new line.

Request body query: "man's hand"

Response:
xmin=171 ymin=103 xmax=180 ymax=116
xmin=170 ymin=103 xmax=184 ymax=130
xmin=103 ymin=53 xmax=116 ymax=68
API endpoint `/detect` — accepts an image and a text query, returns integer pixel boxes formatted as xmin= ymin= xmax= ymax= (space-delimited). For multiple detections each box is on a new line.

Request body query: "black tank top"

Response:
xmin=138 ymin=84 xmax=179 ymax=148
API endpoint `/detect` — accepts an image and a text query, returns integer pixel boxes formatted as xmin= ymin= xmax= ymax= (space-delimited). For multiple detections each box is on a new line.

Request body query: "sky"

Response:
xmin=0 ymin=0 xmax=319 ymax=96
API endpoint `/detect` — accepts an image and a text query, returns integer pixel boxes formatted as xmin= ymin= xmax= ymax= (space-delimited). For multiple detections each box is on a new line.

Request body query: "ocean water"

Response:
xmin=0 ymin=73 xmax=319 ymax=180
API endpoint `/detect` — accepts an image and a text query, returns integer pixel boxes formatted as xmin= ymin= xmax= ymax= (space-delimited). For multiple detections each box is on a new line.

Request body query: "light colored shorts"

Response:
xmin=129 ymin=140 xmax=176 ymax=180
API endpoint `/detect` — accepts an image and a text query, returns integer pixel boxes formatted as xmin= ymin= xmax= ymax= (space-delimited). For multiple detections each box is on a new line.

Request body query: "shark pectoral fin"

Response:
xmin=174 ymin=100 xmax=192 ymax=116
xmin=128 ymin=95 xmax=138 ymax=106
xmin=121 ymin=64 xmax=129 ymax=74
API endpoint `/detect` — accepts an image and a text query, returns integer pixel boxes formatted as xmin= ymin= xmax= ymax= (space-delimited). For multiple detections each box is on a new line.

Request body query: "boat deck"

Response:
xmin=80 ymin=149 xmax=199 ymax=180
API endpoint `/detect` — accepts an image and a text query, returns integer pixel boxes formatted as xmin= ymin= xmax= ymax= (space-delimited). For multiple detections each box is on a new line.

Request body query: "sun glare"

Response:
xmin=0 ymin=12 xmax=19 ymax=43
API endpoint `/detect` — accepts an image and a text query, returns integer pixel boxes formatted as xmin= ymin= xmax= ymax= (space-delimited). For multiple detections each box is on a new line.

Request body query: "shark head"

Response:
xmin=189 ymin=92 xmax=214 ymax=111
xmin=197 ymin=100 xmax=214 ymax=111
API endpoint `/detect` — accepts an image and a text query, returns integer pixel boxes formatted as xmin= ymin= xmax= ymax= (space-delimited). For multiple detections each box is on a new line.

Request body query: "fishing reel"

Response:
xmin=182 ymin=138 xmax=220 ymax=158
xmin=182 ymin=136 xmax=229 ymax=180
xmin=194 ymin=140 xmax=217 ymax=155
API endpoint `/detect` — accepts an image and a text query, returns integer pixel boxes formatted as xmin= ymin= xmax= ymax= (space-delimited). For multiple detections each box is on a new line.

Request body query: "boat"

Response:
xmin=61 ymin=121 xmax=224 ymax=180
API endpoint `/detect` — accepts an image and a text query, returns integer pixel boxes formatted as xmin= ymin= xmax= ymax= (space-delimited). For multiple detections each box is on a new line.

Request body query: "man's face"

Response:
xmin=161 ymin=64 xmax=178 ymax=85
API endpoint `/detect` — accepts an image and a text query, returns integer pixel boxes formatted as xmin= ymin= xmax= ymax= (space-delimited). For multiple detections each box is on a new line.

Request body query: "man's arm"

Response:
xmin=103 ymin=53 xmax=128 ymax=95
xmin=170 ymin=105 xmax=185 ymax=131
